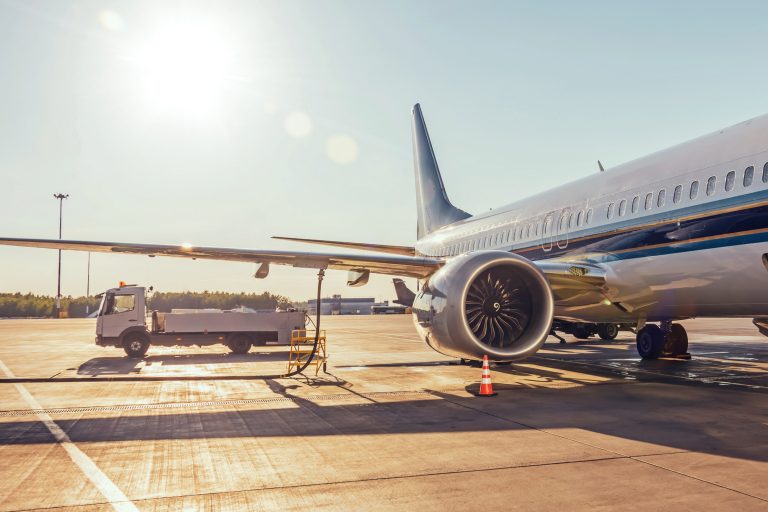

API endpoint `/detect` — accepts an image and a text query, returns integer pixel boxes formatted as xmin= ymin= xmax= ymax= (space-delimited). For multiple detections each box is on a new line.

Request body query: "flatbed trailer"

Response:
xmin=95 ymin=285 xmax=306 ymax=357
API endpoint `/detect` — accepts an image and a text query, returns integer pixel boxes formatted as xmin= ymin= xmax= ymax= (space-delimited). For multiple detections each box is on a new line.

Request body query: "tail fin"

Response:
xmin=412 ymin=103 xmax=470 ymax=239
xmin=392 ymin=278 xmax=416 ymax=307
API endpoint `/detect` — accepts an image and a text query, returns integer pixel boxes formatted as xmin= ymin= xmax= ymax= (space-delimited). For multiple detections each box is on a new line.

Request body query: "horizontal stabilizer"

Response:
xmin=392 ymin=278 xmax=416 ymax=307
xmin=273 ymin=236 xmax=415 ymax=256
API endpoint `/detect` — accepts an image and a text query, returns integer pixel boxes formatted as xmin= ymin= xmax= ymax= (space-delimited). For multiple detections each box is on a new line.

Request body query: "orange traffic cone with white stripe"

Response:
xmin=476 ymin=355 xmax=497 ymax=397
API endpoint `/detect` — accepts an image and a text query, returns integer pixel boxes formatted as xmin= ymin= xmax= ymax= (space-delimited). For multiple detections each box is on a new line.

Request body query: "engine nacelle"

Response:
xmin=412 ymin=251 xmax=554 ymax=361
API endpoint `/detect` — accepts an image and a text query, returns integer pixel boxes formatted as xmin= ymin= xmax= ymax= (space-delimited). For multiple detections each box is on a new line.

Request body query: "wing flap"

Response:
xmin=272 ymin=236 xmax=416 ymax=256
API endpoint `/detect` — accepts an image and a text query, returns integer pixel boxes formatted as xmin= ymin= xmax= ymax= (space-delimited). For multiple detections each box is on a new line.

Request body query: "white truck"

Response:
xmin=95 ymin=285 xmax=306 ymax=358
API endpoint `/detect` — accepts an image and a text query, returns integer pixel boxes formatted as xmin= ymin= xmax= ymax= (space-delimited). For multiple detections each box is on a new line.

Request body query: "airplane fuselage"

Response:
xmin=415 ymin=114 xmax=768 ymax=324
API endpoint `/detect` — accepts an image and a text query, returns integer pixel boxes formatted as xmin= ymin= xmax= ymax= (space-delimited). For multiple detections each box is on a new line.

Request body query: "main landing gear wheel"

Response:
xmin=636 ymin=324 xmax=664 ymax=359
xmin=664 ymin=323 xmax=689 ymax=356
xmin=123 ymin=333 xmax=149 ymax=358
xmin=597 ymin=323 xmax=619 ymax=341
xmin=572 ymin=326 xmax=592 ymax=340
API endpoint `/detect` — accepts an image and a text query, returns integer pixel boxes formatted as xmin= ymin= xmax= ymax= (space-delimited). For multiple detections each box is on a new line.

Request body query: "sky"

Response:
xmin=2 ymin=0 xmax=768 ymax=302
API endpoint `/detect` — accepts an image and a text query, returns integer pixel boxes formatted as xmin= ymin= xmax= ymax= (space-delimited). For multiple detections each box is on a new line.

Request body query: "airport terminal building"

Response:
xmin=308 ymin=295 xmax=375 ymax=315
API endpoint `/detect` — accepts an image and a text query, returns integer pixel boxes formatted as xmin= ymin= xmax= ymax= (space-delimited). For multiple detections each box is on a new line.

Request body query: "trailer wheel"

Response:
xmin=123 ymin=333 xmax=149 ymax=358
xmin=228 ymin=333 xmax=252 ymax=355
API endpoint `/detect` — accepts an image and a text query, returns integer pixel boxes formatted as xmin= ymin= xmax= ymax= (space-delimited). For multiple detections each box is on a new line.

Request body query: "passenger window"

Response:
xmin=568 ymin=214 xmax=575 ymax=229
xmin=763 ymin=162 xmax=768 ymax=183
xmin=535 ymin=222 xmax=540 ymax=237
xmin=725 ymin=171 xmax=735 ymax=191
xmin=607 ymin=203 xmax=614 ymax=219
xmin=544 ymin=217 xmax=551 ymax=235
xmin=619 ymin=199 xmax=626 ymax=216
xmin=744 ymin=166 xmax=754 ymax=187
xmin=657 ymin=189 xmax=666 ymax=207
xmin=525 ymin=225 xmax=530 ymax=238
xmin=631 ymin=196 xmax=639 ymax=213
xmin=576 ymin=211 xmax=582 ymax=227
xmin=586 ymin=209 xmax=593 ymax=224
xmin=644 ymin=192 xmax=653 ymax=210
xmin=706 ymin=176 xmax=716 ymax=196
xmin=559 ymin=215 xmax=567 ymax=231
xmin=690 ymin=181 xmax=699 ymax=199
xmin=673 ymin=185 xmax=682 ymax=203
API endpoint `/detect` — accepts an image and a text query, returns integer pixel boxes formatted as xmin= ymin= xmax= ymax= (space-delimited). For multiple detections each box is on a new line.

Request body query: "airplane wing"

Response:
xmin=0 ymin=237 xmax=440 ymax=278
xmin=0 ymin=237 xmax=607 ymax=290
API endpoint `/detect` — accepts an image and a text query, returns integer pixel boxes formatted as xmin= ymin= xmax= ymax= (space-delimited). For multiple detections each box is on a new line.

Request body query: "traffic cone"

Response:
xmin=476 ymin=355 xmax=497 ymax=397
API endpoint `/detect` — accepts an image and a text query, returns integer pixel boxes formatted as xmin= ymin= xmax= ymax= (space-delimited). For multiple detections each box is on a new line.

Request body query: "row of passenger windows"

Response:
xmin=435 ymin=162 xmax=768 ymax=257
xmin=435 ymin=207 xmax=595 ymax=256
xmin=607 ymin=163 xmax=768 ymax=220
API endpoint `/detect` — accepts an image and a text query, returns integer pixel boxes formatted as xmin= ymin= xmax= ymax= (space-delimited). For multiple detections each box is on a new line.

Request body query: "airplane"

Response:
xmin=3 ymin=103 xmax=768 ymax=362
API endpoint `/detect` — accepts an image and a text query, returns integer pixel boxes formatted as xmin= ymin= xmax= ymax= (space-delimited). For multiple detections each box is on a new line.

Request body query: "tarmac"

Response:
xmin=0 ymin=316 xmax=766 ymax=511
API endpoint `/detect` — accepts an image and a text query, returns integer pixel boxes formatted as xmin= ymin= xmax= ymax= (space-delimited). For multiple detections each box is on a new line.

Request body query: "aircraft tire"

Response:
xmin=668 ymin=323 xmax=689 ymax=355
xmin=123 ymin=333 xmax=149 ymax=358
xmin=597 ymin=323 xmax=619 ymax=340
xmin=572 ymin=326 xmax=592 ymax=339
xmin=636 ymin=325 xmax=664 ymax=359
xmin=228 ymin=333 xmax=252 ymax=355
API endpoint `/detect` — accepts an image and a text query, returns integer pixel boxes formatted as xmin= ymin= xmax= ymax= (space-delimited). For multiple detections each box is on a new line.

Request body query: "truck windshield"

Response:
xmin=102 ymin=293 xmax=135 ymax=315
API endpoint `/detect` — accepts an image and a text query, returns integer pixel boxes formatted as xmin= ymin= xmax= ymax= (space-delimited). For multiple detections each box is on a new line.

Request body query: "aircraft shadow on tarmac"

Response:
xmin=2 ymin=381 xmax=766 ymax=464
xmin=76 ymin=351 xmax=291 ymax=376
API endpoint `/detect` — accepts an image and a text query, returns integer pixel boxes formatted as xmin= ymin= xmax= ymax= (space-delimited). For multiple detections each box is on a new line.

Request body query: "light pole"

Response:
xmin=85 ymin=252 xmax=91 ymax=315
xmin=53 ymin=193 xmax=68 ymax=317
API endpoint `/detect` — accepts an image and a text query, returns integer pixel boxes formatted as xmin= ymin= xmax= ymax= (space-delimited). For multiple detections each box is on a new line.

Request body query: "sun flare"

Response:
xmin=132 ymin=20 xmax=233 ymax=118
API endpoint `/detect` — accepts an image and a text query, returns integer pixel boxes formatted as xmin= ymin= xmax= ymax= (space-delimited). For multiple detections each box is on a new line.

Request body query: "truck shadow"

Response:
xmin=77 ymin=350 xmax=291 ymax=376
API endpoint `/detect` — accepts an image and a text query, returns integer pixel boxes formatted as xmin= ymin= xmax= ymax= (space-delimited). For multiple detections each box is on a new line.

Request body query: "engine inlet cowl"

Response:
xmin=412 ymin=251 xmax=554 ymax=361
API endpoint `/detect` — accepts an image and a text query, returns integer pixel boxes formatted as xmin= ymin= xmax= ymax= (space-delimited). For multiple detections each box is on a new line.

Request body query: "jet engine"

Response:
xmin=412 ymin=251 xmax=554 ymax=361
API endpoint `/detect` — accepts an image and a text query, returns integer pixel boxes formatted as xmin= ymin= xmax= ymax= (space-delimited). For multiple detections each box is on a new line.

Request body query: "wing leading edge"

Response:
xmin=0 ymin=237 xmax=441 ymax=278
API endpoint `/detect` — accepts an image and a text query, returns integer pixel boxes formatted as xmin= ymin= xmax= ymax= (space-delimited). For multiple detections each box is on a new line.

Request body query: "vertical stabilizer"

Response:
xmin=412 ymin=104 xmax=470 ymax=239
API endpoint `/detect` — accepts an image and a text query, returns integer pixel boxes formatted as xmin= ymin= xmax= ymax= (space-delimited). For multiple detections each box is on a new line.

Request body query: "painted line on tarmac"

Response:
xmin=0 ymin=358 xmax=138 ymax=512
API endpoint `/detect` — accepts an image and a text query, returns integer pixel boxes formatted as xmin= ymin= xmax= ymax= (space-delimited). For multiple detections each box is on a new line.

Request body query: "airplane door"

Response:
xmin=541 ymin=213 xmax=554 ymax=252
xmin=556 ymin=208 xmax=570 ymax=250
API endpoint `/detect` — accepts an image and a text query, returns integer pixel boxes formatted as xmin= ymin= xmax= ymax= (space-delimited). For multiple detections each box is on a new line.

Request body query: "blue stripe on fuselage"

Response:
xmin=509 ymin=188 xmax=768 ymax=263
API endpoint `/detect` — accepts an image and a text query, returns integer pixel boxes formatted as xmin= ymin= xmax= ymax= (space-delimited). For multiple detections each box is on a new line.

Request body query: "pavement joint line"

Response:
xmin=3 ymin=454 xmax=656 ymax=512
xmin=0 ymin=389 xmax=449 ymax=417
xmin=429 ymin=390 xmax=768 ymax=504
xmin=0 ymin=358 xmax=138 ymax=512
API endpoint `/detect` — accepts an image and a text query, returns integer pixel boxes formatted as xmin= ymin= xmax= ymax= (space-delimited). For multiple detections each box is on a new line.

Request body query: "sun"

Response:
xmin=132 ymin=20 xmax=233 ymax=118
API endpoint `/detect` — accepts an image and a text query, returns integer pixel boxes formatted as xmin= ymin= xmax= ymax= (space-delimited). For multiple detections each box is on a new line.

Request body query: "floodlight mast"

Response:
xmin=53 ymin=193 xmax=68 ymax=317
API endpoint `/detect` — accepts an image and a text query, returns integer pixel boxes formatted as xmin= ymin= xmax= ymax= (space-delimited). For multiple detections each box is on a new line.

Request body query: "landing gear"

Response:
xmin=636 ymin=322 xmax=689 ymax=359
xmin=597 ymin=323 xmax=619 ymax=340
xmin=636 ymin=324 xmax=664 ymax=359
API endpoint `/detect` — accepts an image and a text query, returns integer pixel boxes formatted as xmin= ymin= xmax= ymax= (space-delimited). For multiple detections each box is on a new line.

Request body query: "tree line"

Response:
xmin=0 ymin=291 xmax=295 ymax=318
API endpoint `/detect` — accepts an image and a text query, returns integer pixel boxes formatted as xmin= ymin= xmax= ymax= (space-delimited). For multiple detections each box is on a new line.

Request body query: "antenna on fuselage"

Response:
xmin=598 ymin=160 xmax=605 ymax=172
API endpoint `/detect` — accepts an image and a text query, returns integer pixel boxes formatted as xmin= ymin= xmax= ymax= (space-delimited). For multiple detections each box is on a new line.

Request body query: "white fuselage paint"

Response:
xmin=415 ymin=114 xmax=768 ymax=323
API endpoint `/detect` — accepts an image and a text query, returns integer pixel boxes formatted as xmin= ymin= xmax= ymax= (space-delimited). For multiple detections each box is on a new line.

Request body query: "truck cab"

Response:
xmin=95 ymin=286 xmax=150 ymax=356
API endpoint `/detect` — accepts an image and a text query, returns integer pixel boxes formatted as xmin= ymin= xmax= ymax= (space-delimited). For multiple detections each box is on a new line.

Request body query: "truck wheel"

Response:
xmin=228 ymin=334 xmax=252 ymax=355
xmin=597 ymin=323 xmax=619 ymax=340
xmin=123 ymin=333 xmax=149 ymax=358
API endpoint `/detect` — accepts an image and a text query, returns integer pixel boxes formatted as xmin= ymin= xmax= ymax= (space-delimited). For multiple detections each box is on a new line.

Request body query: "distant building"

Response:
xmin=308 ymin=295 xmax=376 ymax=315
